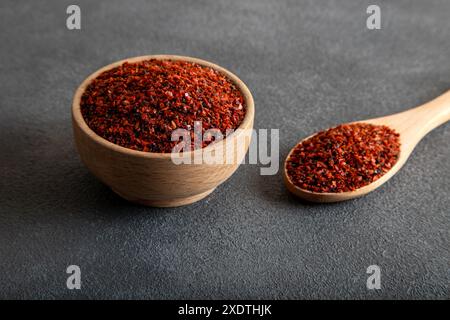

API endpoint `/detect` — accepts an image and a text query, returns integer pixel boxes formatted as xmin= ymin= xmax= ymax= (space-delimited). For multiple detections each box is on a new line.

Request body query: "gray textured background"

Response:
xmin=0 ymin=0 xmax=449 ymax=299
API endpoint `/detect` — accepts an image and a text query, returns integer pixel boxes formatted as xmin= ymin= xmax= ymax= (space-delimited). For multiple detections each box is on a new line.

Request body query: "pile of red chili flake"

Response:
xmin=286 ymin=123 xmax=401 ymax=193
xmin=81 ymin=59 xmax=246 ymax=152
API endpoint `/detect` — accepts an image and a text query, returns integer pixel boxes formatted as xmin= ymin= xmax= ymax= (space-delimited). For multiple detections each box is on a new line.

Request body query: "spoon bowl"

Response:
xmin=284 ymin=90 xmax=450 ymax=202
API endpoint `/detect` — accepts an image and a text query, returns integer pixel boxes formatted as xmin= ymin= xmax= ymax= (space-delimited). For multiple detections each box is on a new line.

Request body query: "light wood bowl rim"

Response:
xmin=72 ymin=54 xmax=255 ymax=159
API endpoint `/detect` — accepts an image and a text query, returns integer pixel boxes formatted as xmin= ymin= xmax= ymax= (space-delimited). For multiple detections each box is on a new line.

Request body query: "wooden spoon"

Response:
xmin=284 ymin=90 xmax=450 ymax=202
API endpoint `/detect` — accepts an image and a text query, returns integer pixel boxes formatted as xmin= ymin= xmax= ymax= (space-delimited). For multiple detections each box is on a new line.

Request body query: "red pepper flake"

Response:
xmin=286 ymin=123 xmax=401 ymax=193
xmin=80 ymin=59 xmax=246 ymax=152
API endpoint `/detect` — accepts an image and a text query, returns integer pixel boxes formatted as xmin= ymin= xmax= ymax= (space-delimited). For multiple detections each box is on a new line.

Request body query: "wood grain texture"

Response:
xmin=72 ymin=55 xmax=255 ymax=207
xmin=284 ymin=90 xmax=450 ymax=203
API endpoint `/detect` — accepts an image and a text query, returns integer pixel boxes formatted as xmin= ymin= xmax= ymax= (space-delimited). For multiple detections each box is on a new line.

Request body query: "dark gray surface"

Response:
xmin=0 ymin=0 xmax=449 ymax=299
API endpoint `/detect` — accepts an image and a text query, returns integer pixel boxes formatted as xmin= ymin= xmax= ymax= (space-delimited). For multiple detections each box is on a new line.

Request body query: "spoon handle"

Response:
xmin=412 ymin=89 xmax=450 ymax=134
xmin=369 ymin=90 xmax=450 ymax=151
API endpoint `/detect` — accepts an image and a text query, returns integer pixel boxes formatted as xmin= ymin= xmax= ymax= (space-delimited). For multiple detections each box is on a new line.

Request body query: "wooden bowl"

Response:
xmin=72 ymin=55 xmax=254 ymax=207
